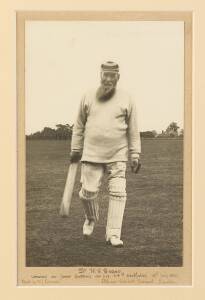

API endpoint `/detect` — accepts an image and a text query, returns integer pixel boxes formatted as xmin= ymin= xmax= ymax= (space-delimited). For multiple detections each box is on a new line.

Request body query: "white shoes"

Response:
xmin=83 ymin=221 xmax=123 ymax=247
xmin=83 ymin=219 xmax=95 ymax=237
xmin=106 ymin=235 xmax=124 ymax=247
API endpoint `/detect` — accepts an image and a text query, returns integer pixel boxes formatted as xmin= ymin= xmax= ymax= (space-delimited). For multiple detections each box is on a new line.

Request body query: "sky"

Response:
xmin=25 ymin=21 xmax=184 ymax=134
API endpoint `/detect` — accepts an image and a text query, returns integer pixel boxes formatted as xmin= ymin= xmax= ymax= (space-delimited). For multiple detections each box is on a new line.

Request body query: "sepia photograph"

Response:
xmin=17 ymin=11 xmax=192 ymax=285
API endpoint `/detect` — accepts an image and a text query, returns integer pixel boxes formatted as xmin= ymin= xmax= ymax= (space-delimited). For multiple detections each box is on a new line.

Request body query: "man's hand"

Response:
xmin=70 ymin=151 xmax=82 ymax=163
xmin=130 ymin=158 xmax=141 ymax=173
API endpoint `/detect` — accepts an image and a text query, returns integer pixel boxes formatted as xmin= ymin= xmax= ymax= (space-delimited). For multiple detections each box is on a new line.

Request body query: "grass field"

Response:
xmin=26 ymin=139 xmax=183 ymax=267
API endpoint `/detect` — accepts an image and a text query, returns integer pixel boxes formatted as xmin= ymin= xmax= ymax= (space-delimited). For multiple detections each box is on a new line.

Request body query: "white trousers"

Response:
xmin=79 ymin=162 xmax=127 ymax=239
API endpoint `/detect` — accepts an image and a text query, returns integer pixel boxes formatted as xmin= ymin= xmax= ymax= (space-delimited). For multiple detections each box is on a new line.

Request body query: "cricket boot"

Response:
xmin=83 ymin=218 xmax=95 ymax=237
xmin=106 ymin=235 xmax=124 ymax=247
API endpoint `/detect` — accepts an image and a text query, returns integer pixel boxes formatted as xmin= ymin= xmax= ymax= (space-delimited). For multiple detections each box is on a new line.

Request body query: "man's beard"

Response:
xmin=96 ymin=84 xmax=116 ymax=101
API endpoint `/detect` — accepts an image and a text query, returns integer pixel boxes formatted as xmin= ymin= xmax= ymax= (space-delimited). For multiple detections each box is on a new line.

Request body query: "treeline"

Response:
xmin=26 ymin=124 xmax=73 ymax=140
xmin=26 ymin=122 xmax=183 ymax=140
xmin=141 ymin=122 xmax=184 ymax=138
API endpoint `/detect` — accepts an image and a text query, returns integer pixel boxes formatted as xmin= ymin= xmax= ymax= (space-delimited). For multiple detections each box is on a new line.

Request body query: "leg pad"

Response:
xmin=79 ymin=188 xmax=99 ymax=222
xmin=106 ymin=195 xmax=126 ymax=240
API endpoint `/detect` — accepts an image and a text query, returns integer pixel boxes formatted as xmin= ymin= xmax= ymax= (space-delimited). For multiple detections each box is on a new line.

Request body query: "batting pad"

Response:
xmin=79 ymin=189 xmax=99 ymax=221
xmin=106 ymin=195 xmax=126 ymax=240
xmin=81 ymin=198 xmax=99 ymax=221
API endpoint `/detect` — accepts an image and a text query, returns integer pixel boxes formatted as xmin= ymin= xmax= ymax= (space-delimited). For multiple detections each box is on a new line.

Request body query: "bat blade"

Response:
xmin=59 ymin=162 xmax=79 ymax=217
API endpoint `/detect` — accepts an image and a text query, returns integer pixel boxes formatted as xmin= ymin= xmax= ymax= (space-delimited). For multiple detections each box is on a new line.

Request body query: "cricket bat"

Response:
xmin=59 ymin=162 xmax=79 ymax=217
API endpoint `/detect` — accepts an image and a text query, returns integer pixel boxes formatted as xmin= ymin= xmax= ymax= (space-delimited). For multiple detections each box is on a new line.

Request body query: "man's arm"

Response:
xmin=127 ymin=97 xmax=141 ymax=173
xmin=70 ymin=95 xmax=87 ymax=162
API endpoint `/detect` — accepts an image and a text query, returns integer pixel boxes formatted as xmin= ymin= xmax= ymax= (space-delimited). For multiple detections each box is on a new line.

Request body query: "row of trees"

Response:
xmin=27 ymin=124 xmax=73 ymax=140
xmin=26 ymin=122 xmax=183 ymax=140
xmin=141 ymin=122 xmax=183 ymax=138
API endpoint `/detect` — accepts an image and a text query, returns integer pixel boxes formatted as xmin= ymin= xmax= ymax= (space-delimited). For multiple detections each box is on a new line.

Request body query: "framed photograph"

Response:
xmin=16 ymin=11 xmax=192 ymax=286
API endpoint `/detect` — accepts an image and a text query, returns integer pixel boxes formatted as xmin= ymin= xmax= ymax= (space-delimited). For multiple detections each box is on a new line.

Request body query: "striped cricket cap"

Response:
xmin=101 ymin=61 xmax=119 ymax=72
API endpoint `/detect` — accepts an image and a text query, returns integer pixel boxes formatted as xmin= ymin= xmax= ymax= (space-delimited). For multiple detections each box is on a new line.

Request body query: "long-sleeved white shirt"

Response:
xmin=71 ymin=88 xmax=141 ymax=163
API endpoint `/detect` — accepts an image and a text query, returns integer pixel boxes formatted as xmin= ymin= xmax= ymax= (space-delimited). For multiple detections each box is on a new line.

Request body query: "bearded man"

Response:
xmin=70 ymin=61 xmax=141 ymax=247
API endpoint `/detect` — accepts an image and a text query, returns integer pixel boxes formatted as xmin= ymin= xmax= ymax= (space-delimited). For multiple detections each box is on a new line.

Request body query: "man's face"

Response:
xmin=100 ymin=71 xmax=120 ymax=93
